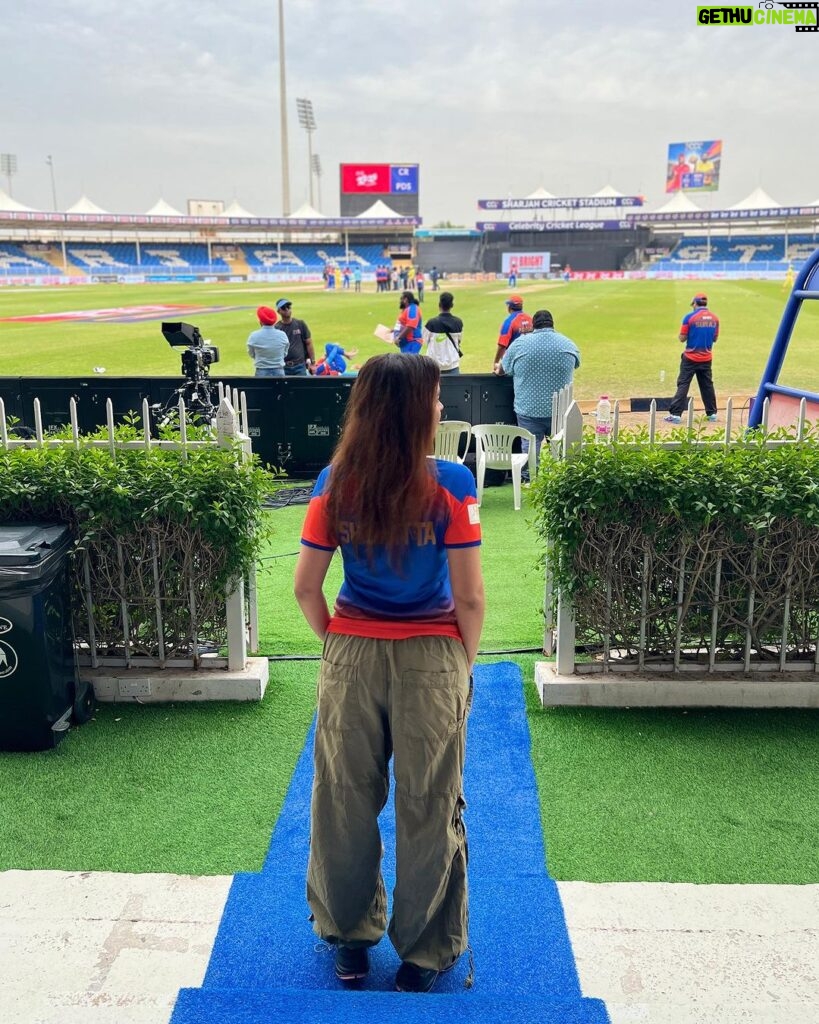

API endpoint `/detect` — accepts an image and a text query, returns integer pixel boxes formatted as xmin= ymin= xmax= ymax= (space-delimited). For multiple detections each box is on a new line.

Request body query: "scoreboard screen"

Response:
xmin=339 ymin=163 xmax=420 ymax=217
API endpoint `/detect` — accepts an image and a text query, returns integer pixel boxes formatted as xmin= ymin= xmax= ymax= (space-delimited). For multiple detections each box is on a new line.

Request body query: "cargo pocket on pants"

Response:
xmin=400 ymin=668 xmax=466 ymax=743
xmin=317 ymin=659 xmax=363 ymax=733
xmin=398 ymin=668 xmax=469 ymax=798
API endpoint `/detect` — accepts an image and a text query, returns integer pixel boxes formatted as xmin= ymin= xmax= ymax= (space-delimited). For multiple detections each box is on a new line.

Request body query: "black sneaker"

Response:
xmin=335 ymin=943 xmax=369 ymax=982
xmin=395 ymin=956 xmax=457 ymax=993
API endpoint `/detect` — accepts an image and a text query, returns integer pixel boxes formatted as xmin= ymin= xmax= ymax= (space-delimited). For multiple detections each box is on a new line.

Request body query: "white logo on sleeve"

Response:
xmin=468 ymin=504 xmax=481 ymax=525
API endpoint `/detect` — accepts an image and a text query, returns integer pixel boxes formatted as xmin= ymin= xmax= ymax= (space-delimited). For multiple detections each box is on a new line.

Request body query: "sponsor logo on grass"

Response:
xmin=697 ymin=3 xmax=818 ymax=30
xmin=0 ymin=304 xmax=248 ymax=324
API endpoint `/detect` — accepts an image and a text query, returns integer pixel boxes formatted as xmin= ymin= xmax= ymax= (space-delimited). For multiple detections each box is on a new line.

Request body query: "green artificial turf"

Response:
xmin=256 ymin=482 xmax=546 ymax=657
xmin=0 ymin=661 xmax=317 ymax=875
xmin=3 ymin=277 xmax=819 ymax=400
xmin=524 ymin=676 xmax=819 ymax=884
xmin=3 ymin=489 xmax=819 ymax=884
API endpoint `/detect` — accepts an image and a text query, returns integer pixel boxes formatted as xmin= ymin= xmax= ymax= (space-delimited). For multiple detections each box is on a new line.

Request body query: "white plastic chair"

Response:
xmin=472 ymin=424 xmax=536 ymax=510
xmin=434 ymin=420 xmax=472 ymax=463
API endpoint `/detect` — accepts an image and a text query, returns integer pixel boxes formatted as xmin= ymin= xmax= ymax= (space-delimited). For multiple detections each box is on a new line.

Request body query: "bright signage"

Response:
xmin=340 ymin=164 xmax=419 ymax=195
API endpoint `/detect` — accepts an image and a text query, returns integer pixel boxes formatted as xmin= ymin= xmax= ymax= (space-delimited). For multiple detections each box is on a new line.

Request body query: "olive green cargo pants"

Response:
xmin=307 ymin=632 xmax=472 ymax=971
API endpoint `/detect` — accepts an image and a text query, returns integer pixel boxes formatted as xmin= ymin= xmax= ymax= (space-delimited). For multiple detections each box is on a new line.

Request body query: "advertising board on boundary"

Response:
xmin=501 ymin=252 xmax=552 ymax=276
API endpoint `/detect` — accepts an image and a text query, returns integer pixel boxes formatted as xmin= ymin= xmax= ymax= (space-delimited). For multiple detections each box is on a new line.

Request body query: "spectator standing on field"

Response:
xmin=353 ymin=265 xmax=362 ymax=292
xmin=276 ymin=298 xmax=317 ymax=376
xmin=498 ymin=308 xmax=580 ymax=477
xmin=415 ymin=269 xmax=426 ymax=303
xmin=423 ymin=291 xmax=463 ymax=375
xmin=247 ymin=306 xmax=289 ymax=377
xmin=664 ymin=293 xmax=719 ymax=423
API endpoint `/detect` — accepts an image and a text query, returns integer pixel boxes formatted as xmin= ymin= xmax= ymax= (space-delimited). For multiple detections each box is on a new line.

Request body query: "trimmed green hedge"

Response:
xmin=0 ymin=429 xmax=278 ymax=657
xmin=531 ymin=427 xmax=819 ymax=661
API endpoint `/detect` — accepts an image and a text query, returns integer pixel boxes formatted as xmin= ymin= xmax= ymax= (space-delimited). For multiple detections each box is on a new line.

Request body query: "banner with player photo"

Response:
xmin=665 ymin=140 xmax=722 ymax=193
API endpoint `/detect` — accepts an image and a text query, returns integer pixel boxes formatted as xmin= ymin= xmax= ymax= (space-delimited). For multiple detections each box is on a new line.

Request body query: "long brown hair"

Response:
xmin=326 ymin=353 xmax=440 ymax=554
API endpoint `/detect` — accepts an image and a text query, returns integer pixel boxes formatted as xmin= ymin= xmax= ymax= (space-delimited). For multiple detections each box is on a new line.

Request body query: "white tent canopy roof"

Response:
xmin=0 ymin=189 xmax=34 ymax=212
xmin=288 ymin=202 xmax=326 ymax=219
xmin=145 ymin=198 xmax=183 ymax=216
xmin=66 ymin=195 xmax=108 ymax=214
xmin=651 ymin=191 xmax=702 ymax=214
xmin=222 ymin=200 xmax=255 ymax=217
xmin=592 ymin=185 xmax=624 ymax=197
xmin=526 ymin=186 xmax=556 ymax=199
xmin=729 ymin=187 xmax=780 ymax=210
xmin=355 ymin=199 xmax=403 ymax=219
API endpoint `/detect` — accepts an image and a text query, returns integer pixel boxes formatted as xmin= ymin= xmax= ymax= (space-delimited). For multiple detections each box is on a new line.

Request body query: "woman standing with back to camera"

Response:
xmin=294 ymin=353 xmax=485 ymax=993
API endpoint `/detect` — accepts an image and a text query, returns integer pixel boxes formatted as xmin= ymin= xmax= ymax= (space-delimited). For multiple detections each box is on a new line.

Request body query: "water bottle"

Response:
xmin=595 ymin=395 xmax=612 ymax=443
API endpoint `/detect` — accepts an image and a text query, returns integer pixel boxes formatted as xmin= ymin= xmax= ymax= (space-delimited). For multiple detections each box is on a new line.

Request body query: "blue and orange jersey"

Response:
xmin=680 ymin=307 xmax=719 ymax=362
xmin=497 ymin=310 xmax=533 ymax=351
xmin=300 ymin=459 xmax=481 ymax=641
xmin=314 ymin=343 xmax=345 ymax=376
xmin=396 ymin=302 xmax=423 ymax=354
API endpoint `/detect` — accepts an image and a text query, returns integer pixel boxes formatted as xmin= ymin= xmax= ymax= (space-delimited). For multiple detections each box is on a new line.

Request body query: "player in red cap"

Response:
xmin=492 ymin=295 xmax=533 ymax=371
xmin=664 ymin=294 xmax=720 ymax=423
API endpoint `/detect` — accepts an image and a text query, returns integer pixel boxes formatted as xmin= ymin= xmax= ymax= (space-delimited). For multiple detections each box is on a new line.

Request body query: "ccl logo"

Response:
xmin=0 ymin=617 xmax=18 ymax=679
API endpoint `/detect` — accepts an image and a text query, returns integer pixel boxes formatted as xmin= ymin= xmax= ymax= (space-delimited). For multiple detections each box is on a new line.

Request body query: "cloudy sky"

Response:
xmin=2 ymin=0 xmax=818 ymax=223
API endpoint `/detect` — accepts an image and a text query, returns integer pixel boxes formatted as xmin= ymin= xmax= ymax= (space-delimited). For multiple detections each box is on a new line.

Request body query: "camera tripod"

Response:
xmin=153 ymin=374 xmax=218 ymax=431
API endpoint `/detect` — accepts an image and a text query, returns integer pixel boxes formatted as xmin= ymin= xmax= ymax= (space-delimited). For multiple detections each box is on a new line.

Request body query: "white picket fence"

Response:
xmin=545 ymin=386 xmax=819 ymax=677
xmin=0 ymin=385 xmax=257 ymax=671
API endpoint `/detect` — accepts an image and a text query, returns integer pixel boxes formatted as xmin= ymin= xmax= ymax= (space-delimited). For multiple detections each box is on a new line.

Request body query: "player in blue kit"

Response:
xmin=392 ymin=291 xmax=423 ymax=354
xmin=665 ymin=293 xmax=720 ymax=422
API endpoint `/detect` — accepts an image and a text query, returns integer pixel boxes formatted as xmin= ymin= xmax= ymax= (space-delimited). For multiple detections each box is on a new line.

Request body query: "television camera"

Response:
xmin=158 ymin=321 xmax=221 ymax=424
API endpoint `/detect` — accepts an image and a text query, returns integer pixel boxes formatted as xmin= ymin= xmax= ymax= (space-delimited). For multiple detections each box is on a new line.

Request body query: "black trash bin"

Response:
xmin=0 ymin=523 xmax=93 ymax=752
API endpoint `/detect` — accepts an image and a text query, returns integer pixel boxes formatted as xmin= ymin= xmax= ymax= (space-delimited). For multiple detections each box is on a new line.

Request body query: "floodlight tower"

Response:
xmin=296 ymin=98 xmax=316 ymax=208
xmin=277 ymin=0 xmax=291 ymax=216
xmin=1 ymin=153 xmax=17 ymax=197
xmin=311 ymin=153 xmax=322 ymax=213
xmin=45 ymin=155 xmax=58 ymax=210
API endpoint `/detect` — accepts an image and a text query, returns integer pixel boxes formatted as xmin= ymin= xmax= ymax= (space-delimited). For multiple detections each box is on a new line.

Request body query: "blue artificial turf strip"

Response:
xmin=174 ymin=988 xmax=609 ymax=1022
xmin=171 ymin=661 xmax=608 ymax=1022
